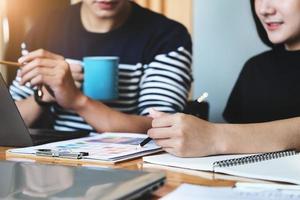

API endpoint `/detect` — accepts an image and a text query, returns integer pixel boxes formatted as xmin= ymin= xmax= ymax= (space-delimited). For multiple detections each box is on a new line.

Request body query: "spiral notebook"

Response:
xmin=143 ymin=150 xmax=300 ymax=184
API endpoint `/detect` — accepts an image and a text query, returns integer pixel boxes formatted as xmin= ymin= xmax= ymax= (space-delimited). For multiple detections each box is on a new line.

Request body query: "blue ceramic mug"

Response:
xmin=82 ymin=56 xmax=119 ymax=101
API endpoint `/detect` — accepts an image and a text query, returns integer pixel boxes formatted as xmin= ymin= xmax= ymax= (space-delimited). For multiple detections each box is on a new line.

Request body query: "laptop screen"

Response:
xmin=0 ymin=73 xmax=90 ymax=147
xmin=0 ymin=73 xmax=33 ymax=146
xmin=0 ymin=160 xmax=165 ymax=199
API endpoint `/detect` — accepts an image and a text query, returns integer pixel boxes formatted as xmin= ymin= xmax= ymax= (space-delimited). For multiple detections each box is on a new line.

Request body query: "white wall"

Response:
xmin=192 ymin=0 xmax=269 ymax=122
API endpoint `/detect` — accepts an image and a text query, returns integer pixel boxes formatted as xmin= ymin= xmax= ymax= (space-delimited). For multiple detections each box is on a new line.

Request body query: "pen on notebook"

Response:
xmin=138 ymin=92 xmax=209 ymax=148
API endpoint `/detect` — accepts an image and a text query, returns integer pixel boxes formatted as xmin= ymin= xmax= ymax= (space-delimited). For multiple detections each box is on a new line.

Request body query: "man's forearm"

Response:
xmin=74 ymin=96 xmax=152 ymax=133
xmin=15 ymin=96 xmax=44 ymax=127
xmin=217 ymin=117 xmax=300 ymax=154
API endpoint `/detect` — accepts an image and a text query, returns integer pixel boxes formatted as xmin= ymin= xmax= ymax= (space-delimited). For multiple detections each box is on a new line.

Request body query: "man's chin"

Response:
xmin=93 ymin=10 xmax=118 ymax=19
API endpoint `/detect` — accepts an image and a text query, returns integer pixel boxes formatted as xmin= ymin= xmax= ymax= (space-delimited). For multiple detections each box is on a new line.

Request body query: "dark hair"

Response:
xmin=250 ymin=0 xmax=274 ymax=47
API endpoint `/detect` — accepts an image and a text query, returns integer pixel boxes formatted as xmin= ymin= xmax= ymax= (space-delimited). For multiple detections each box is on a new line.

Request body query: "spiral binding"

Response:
xmin=213 ymin=150 xmax=297 ymax=169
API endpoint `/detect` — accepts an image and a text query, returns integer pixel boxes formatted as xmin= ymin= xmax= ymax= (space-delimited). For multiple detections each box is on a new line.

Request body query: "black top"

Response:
xmin=10 ymin=2 xmax=192 ymax=131
xmin=223 ymin=47 xmax=300 ymax=123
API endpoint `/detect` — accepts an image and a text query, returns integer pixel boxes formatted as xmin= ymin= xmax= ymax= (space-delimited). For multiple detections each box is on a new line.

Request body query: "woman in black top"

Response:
xmin=148 ymin=0 xmax=300 ymax=157
xmin=223 ymin=0 xmax=300 ymax=123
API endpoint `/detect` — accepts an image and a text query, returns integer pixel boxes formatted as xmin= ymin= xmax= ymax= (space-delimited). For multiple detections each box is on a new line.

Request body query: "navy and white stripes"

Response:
xmin=138 ymin=46 xmax=192 ymax=115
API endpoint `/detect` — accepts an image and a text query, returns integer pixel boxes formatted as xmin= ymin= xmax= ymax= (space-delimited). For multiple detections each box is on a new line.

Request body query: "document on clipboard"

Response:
xmin=6 ymin=132 xmax=162 ymax=164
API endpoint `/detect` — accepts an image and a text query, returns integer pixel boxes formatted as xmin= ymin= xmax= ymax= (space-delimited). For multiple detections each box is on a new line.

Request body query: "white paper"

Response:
xmin=143 ymin=153 xmax=300 ymax=184
xmin=161 ymin=184 xmax=300 ymax=200
xmin=143 ymin=153 xmax=252 ymax=171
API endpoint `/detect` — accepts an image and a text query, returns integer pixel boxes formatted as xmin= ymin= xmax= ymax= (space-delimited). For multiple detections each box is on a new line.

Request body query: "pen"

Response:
xmin=138 ymin=92 xmax=209 ymax=148
xmin=138 ymin=137 xmax=152 ymax=148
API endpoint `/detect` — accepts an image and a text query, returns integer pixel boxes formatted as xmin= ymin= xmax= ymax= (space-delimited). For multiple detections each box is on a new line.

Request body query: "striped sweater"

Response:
xmin=10 ymin=2 xmax=193 ymax=131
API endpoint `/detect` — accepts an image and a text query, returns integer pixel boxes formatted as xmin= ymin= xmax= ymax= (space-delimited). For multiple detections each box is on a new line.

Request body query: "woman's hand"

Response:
xmin=148 ymin=109 xmax=221 ymax=157
xmin=18 ymin=49 xmax=86 ymax=110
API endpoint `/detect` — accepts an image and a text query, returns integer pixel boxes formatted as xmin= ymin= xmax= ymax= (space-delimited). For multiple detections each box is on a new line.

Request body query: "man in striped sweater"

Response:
xmin=10 ymin=0 xmax=192 ymax=133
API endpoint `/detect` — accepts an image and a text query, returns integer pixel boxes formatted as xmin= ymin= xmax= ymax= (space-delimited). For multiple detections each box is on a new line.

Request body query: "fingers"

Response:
xmin=148 ymin=127 xmax=174 ymax=139
xmin=27 ymin=73 xmax=54 ymax=87
xmin=18 ymin=49 xmax=64 ymax=64
xmin=20 ymin=67 xmax=55 ymax=85
xmin=152 ymin=112 xmax=186 ymax=128
xmin=71 ymin=72 xmax=84 ymax=82
xmin=162 ymin=148 xmax=178 ymax=156
xmin=69 ymin=63 xmax=83 ymax=73
xmin=152 ymin=115 xmax=174 ymax=128
xmin=20 ymin=63 xmax=70 ymax=87
xmin=74 ymin=81 xmax=82 ymax=89
xmin=153 ymin=139 xmax=175 ymax=148
xmin=29 ymin=75 xmax=45 ymax=86
xmin=19 ymin=56 xmax=72 ymax=87
xmin=65 ymin=59 xmax=83 ymax=84
xmin=19 ymin=58 xmax=57 ymax=77
xmin=153 ymin=139 xmax=185 ymax=157
xmin=148 ymin=108 xmax=170 ymax=118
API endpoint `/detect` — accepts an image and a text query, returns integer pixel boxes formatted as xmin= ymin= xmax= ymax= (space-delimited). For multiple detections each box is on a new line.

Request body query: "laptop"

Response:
xmin=0 ymin=160 xmax=165 ymax=200
xmin=0 ymin=73 xmax=90 ymax=147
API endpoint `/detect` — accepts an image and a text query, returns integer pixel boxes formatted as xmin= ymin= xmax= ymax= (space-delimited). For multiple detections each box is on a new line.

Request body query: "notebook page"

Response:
xmin=215 ymin=154 xmax=300 ymax=185
xmin=143 ymin=153 xmax=253 ymax=171
xmin=161 ymin=184 xmax=300 ymax=200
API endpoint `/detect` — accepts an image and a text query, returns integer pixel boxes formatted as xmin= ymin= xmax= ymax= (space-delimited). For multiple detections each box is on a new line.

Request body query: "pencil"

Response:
xmin=0 ymin=60 xmax=45 ymax=101
xmin=138 ymin=92 xmax=209 ymax=148
xmin=0 ymin=60 xmax=22 ymax=67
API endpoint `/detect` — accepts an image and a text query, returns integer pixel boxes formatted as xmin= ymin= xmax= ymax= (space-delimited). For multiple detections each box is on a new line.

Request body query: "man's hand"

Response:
xmin=18 ymin=49 xmax=86 ymax=110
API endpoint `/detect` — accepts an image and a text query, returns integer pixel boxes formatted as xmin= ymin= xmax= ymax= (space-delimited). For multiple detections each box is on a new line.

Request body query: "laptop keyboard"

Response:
xmin=29 ymin=129 xmax=90 ymax=145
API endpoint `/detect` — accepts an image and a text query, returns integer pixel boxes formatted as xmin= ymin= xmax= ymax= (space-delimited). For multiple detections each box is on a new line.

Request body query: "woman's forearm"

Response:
xmin=217 ymin=117 xmax=300 ymax=154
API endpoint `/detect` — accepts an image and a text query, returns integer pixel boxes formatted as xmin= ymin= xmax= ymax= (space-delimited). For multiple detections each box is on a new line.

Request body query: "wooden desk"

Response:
xmin=0 ymin=147 xmax=235 ymax=198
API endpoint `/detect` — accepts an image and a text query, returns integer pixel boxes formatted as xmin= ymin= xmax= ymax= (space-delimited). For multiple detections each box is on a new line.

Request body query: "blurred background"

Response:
xmin=0 ymin=0 xmax=268 ymax=122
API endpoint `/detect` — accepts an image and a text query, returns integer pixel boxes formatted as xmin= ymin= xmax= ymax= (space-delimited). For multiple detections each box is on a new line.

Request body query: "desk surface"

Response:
xmin=0 ymin=147 xmax=235 ymax=199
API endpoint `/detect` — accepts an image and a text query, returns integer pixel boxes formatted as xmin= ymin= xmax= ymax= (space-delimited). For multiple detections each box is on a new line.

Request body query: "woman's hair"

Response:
xmin=250 ymin=0 xmax=274 ymax=47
